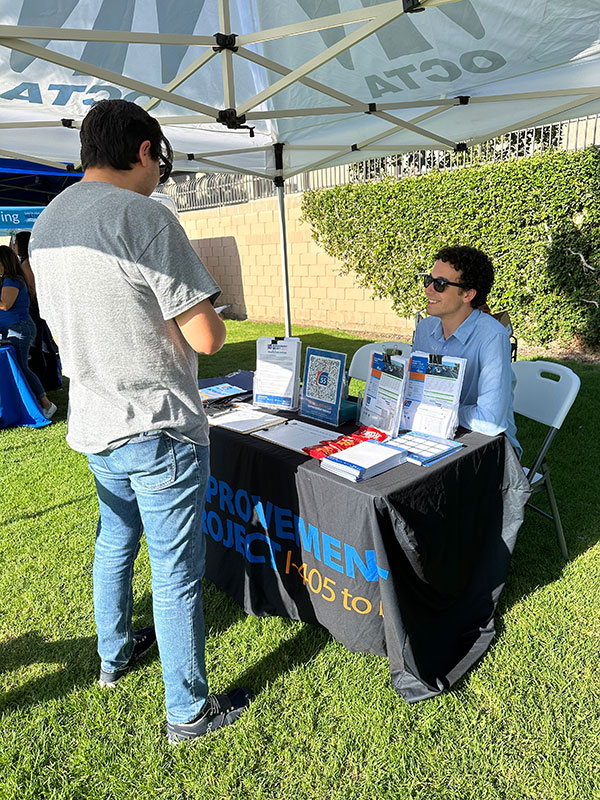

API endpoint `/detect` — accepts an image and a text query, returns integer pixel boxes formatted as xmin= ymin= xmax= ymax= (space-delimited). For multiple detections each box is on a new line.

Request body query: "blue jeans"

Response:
xmin=1 ymin=316 xmax=46 ymax=400
xmin=86 ymin=432 xmax=210 ymax=723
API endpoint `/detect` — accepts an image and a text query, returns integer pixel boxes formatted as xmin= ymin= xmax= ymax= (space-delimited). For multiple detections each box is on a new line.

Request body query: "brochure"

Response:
xmin=199 ymin=383 xmax=249 ymax=403
xmin=320 ymin=440 xmax=408 ymax=482
xmin=390 ymin=431 xmax=464 ymax=466
xmin=253 ymin=337 xmax=301 ymax=410
xmin=359 ymin=351 xmax=408 ymax=436
xmin=300 ymin=347 xmax=347 ymax=426
xmin=400 ymin=351 xmax=466 ymax=439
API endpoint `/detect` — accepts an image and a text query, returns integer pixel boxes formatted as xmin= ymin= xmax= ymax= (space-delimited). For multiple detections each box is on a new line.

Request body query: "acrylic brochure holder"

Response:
xmin=253 ymin=337 xmax=301 ymax=411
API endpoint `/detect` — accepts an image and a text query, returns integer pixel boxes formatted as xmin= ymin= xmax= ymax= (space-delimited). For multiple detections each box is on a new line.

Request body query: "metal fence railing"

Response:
xmin=162 ymin=114 xmax=600 ymax=213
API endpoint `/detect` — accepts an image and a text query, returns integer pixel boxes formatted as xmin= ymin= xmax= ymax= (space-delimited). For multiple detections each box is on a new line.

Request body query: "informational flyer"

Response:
xmin=359 ymin=352 xmax=407 ymax=436
xmin=300 ymin=347 xmax=347 ymax=426
xmin=401 ymin=351 xmax=467 ymax=439
xmin=253 ymin=337 xmax=301 ymax=410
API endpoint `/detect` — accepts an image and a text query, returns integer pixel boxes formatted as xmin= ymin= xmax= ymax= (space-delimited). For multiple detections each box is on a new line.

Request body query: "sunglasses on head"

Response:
xmin=419 ymin=272 xmax=466 ymax=293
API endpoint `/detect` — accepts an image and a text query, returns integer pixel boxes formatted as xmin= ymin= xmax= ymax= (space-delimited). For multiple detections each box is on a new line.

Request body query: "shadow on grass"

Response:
xmin=228 ymin=623 xmax=329 ymax=696
xmin=0 ymin=585 xmax=328 ymax=716
xmin=0 ymin=592 xmax=155 ymax=715
xmin=8 ymin=493 xmax=96 ymax=523
xmin=203 ymin=581 xmax=330 ymax=694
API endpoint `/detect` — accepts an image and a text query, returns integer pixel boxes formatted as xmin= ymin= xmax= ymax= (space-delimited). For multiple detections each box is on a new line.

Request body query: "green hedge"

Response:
xmin=301 ymin=148 xmax=600 ymax=346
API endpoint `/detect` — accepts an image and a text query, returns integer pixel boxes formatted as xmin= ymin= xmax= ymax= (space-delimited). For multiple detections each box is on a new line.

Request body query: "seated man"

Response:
xmin=412 ymin=245 xmax=520 ymax=455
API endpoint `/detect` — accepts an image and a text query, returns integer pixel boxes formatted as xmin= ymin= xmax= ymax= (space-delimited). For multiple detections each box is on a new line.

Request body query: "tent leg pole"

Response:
xmin=277 ymin=183 xmax=292 ymax=337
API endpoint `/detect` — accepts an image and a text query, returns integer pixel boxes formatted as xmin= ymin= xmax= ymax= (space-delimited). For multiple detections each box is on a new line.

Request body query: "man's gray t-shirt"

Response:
xmin=30 ymin=181 xmax=220 ymax=454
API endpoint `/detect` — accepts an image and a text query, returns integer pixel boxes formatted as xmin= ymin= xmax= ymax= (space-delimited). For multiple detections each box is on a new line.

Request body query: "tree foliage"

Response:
xmin=301 ymin=148 xmax=600 ymax=345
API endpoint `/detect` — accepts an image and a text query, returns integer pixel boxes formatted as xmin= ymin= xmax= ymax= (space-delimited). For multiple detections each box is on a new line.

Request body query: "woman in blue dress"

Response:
xmin=0 ymin=245 xmax=56 ymax=418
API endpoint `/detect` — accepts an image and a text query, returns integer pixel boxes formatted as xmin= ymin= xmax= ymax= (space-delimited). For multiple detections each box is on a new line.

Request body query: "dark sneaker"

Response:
xmin=167 ymin=688 xmax=254 ymax=743
xmin=98 ymin=625 xmax=157 ymax=689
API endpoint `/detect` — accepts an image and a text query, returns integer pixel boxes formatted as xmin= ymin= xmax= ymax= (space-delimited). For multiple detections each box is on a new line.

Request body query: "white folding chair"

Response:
xmin=512 ymin=360 xmax=581 ymax=559
xmin=348 ymin=341 xmax=412 ymax=382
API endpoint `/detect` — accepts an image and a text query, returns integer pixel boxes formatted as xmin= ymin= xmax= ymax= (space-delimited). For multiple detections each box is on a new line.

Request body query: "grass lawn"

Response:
xmin=0 ymin=321 xmax=598 ymax=800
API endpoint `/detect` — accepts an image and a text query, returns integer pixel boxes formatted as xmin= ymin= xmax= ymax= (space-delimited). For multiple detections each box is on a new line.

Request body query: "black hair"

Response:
xmin=434 ymin=245 xmax=494 ymax=309
xmin=0 ymin=244 xmax=26 ymax=285
xmin=13 ymin=230 xmax=31 ymax=261
xmin=80 ymin=99 xmax=172 ymax=180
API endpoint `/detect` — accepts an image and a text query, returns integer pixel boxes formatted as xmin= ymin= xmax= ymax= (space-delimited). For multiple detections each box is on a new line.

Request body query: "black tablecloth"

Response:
xmin=205 ymin=421 xmax=530 ymax=701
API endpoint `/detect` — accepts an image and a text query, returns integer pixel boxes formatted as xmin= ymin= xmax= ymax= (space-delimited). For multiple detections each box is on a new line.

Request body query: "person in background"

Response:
xmin=30 ymin=99 xmax=252 ymax=743
xmin=10 ymin=231 xmax=36 ymax=298
xmin=413 ymin=245 xmax=520 ymax=455
xmin=0 ymin=245 xmax=56 ymax=419
xmin=10 ymin=230 xmax=62 ymax=393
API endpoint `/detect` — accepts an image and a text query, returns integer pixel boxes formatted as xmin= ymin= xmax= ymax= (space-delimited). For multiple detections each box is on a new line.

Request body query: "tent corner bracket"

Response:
xmin=217 ymin=108 xmax=255 ymax=137
xmin=402 ymin=0 xmax=426 ymax=13
xmin=212 ymin=33 xmax=238 ymax=53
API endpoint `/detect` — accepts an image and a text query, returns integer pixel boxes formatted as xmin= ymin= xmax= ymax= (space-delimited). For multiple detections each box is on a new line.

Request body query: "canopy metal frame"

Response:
xmin=0 ymin=0 xmax=599 ymax=334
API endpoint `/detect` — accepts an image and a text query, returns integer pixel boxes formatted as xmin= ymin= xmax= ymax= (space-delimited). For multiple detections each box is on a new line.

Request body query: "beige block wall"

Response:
xmin=179 ymin=193 xmax=413 ymax=340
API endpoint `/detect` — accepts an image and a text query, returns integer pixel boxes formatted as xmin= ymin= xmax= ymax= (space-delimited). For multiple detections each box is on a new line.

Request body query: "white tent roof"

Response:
xmin=0 ymin=0 xmax=599 ymax=180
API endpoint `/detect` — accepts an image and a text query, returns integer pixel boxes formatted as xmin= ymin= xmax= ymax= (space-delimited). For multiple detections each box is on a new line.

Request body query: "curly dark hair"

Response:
xmin=80 ymin=99 xmax=172 ymax=181
xmin=434 ymin=245 xmax=494 ymax=309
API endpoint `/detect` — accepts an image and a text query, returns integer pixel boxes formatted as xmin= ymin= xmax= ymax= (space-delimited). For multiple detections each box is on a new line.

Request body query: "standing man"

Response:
xmin=413 ymin=245 xmax=520 ymax=455
xmin=30 ymin=99 xmax=252 ymax=743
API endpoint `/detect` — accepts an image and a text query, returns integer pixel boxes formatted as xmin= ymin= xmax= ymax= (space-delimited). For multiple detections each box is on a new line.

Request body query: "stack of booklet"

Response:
xmin=320 ymin=440 xmax=408 ymax=482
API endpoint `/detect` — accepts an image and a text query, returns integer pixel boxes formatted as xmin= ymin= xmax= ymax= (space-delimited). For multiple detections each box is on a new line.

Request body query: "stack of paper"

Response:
xmin=254 ymin=337 xmax=301 ymax=410
xmin=390 ymin=431 xmax=463 ymax=466
xmin=199 ymin=383 xmax=249 ymax=403
xmin=359 ymin=351 xmax=408 ymax=436
xmin=252 ymin=419 xmax=331 ymax=453
xmin=401 ymin=351 xmax=467 ymax=439
xmin=207 ymin=404 xmax=285 ymax=433
xmin=320 ymin=440 xmax=408 ymax=482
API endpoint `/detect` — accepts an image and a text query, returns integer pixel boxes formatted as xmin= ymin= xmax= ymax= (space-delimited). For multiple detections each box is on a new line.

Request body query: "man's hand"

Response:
xmin=175 ymin=298 xmax=226 ymax=355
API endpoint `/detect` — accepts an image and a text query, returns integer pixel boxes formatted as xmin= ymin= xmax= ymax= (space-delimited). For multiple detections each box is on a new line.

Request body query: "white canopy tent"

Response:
xmin=0 ymin=0 xmax=599 ymax=332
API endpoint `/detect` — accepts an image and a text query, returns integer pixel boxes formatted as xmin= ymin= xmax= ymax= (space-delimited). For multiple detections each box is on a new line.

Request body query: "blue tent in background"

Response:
xmin=0 ymin=158 xmax=82 ymax=209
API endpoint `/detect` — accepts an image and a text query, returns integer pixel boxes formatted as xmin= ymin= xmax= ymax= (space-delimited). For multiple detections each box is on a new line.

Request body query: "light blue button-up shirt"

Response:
xmin=412 ymin=309 xmax=520 ymax=455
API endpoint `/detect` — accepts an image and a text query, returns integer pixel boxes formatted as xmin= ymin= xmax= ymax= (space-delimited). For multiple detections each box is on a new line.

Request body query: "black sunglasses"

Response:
xmin=419 ymin=272 xmax=466 ymax=293
xmin=158 ymin=153 xmax=172 ymax=184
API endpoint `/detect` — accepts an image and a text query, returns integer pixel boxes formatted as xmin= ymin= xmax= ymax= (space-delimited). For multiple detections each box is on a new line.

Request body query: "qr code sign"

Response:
xmin=305 ymin=355 xmax=341 ymax=403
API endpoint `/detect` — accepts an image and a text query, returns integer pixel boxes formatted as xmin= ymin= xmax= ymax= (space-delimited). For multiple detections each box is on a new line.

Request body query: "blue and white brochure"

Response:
xmin=199 ymin=383 xmax=248 ymax=403
xmin=300 ymin=347 xmax=346 ymax=426
xmin=320 ymin=440 xmax=408 ymax=482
